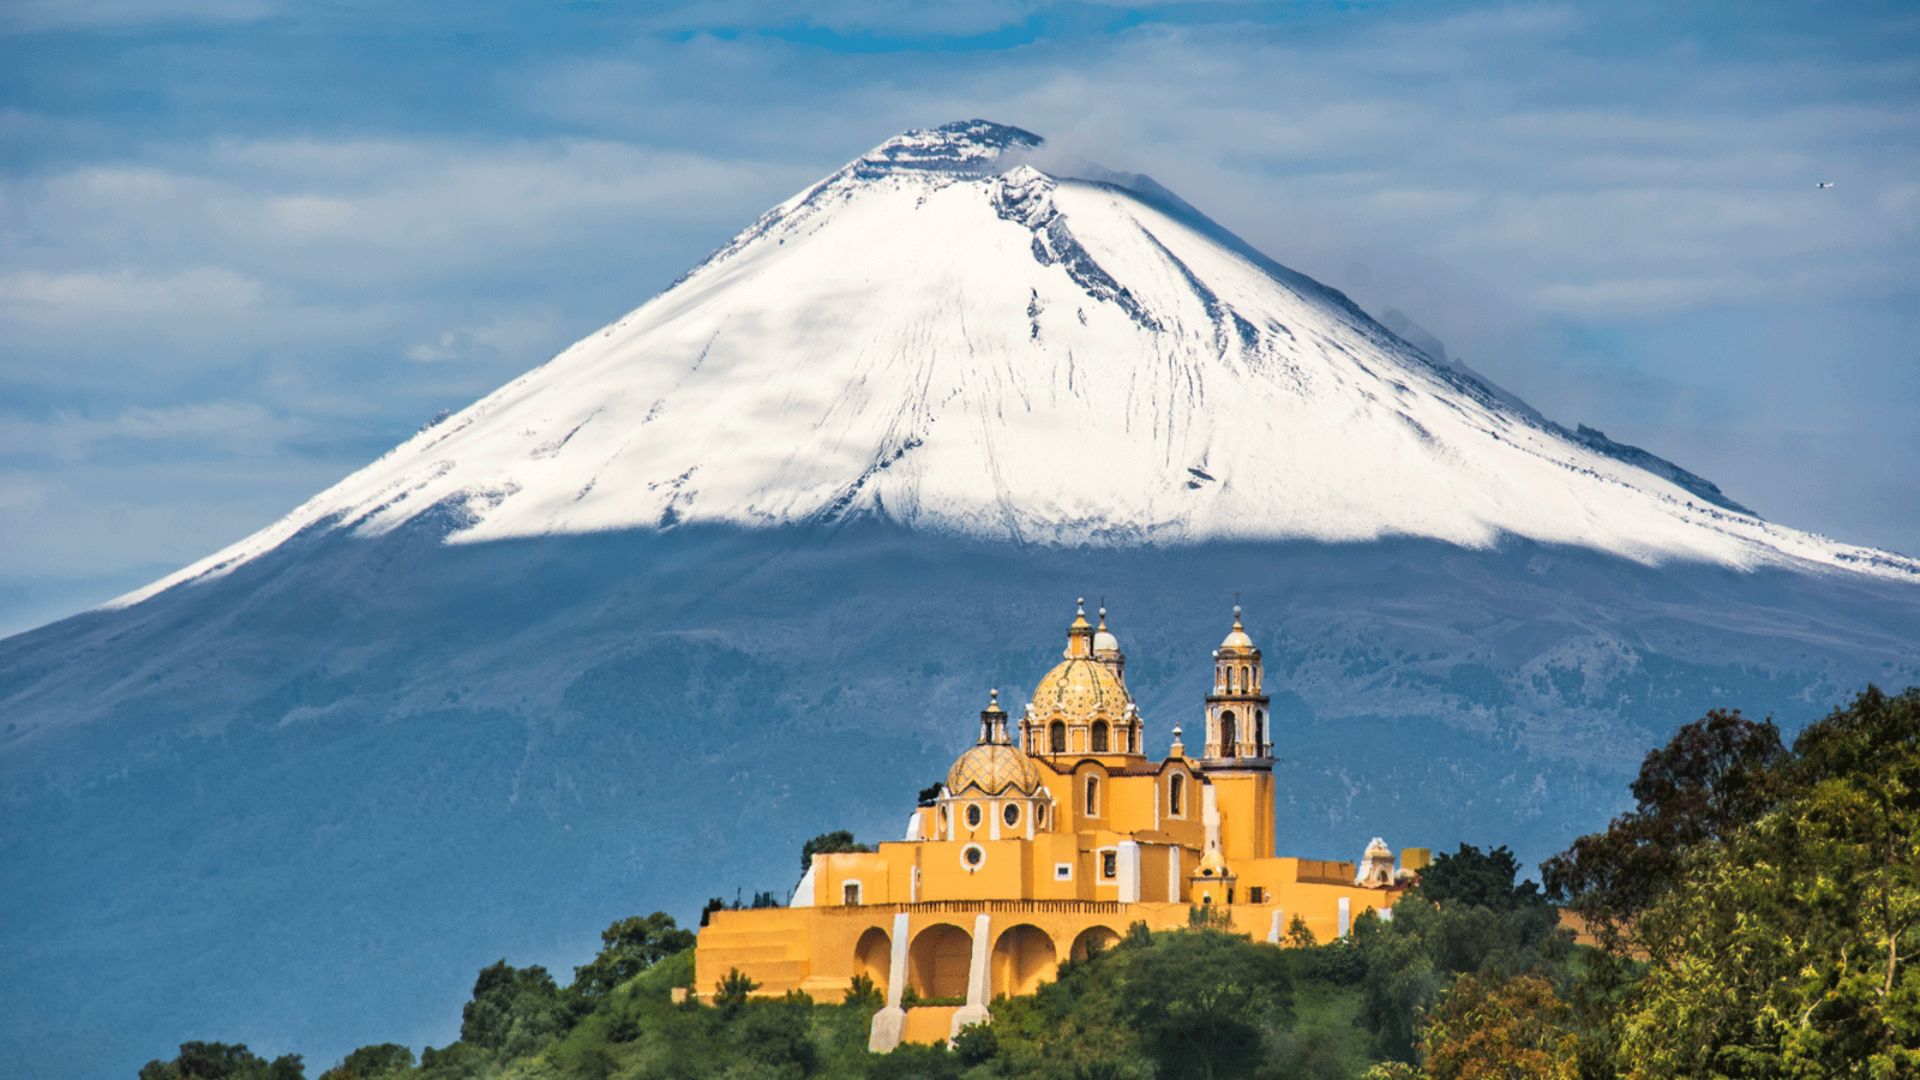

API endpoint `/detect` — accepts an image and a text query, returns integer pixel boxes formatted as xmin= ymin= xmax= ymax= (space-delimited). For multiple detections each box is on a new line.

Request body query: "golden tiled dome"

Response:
xmin=947 ymin=742 xmax=1043 ymax=796
xmin=1031 ymin=656 xmax=1130 ymax=721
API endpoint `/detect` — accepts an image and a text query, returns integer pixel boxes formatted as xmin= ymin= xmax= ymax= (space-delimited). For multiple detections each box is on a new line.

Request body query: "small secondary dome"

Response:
xmin=1092 ymin=604 xmax=1120 ymax=656
xmin=947 ymin=689 xmax=1043 ymax=796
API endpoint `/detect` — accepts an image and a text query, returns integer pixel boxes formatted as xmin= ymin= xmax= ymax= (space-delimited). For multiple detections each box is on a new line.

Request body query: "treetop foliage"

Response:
xmin=800 ymin=830 xmax=873 ymax=872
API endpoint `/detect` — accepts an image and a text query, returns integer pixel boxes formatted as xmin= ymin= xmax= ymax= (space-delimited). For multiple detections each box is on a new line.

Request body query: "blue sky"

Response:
xmin=2 ymin=0 xmax=1916 ymax=636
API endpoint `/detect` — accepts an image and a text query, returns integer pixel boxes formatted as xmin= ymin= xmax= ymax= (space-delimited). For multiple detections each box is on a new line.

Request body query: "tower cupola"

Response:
xmin=1202 ymin=605 xmax=1272 ymax=766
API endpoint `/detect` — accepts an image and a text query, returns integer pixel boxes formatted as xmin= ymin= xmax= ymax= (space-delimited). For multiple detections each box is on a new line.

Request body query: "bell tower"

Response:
xmin=1200 ymin=604 xmax=1275 ymax=863
xmin=1203 ymin=605 xmax=1271 ymax=761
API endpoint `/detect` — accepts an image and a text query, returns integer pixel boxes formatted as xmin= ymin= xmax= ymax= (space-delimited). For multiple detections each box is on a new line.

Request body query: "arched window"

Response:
xmin=1084 ymin=776 xmax=1099 ymax=816
xmin=1049 ymin=721 xmax=1067 ymax=754
xmin=1241 ymin=665 xmax=1251 ymax=692
xmin=1226 ymin=667 xmax=1236 ymax=693
xmin=1220 ymin=710 xmax=1238 ymax=756
xmin=1169 ymin=773 xmax=1185 ymax=816
xmin=1256 ymin=709 xmax=1267 ymax=751
xmin=1091 ymin=721 xmax=1109 ymax=753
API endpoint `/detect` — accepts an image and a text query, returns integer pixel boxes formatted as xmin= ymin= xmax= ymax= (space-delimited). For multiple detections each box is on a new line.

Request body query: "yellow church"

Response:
xmin=693 ymin=601 xmax=1428 ymax=1050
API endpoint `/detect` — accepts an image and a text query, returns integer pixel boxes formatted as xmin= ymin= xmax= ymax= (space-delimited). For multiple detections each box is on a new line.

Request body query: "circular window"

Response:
xmin=965 ymin=803 xmax=983 ymax=829
xmin=1003 ymin=803 xmax=1020 ymax=828
xmin=962 ymin=844 xmax=985 ymax=870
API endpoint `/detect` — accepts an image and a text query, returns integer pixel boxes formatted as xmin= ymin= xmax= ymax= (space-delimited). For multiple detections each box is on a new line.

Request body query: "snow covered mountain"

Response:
xmin=4 ymin=121 xmax=1917 ymax=1080
xmin=116 ymin=119 xmax=1916 ymax=610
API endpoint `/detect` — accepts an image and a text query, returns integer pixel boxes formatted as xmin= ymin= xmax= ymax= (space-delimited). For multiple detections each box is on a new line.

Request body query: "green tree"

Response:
xmin=735 ymin=994 xmax=818 ymax=1073
xmin=1122 ymin=929 xmax=1289 ymax=1078
xmin=1616 ymin=687 xmax=1920 ymax=1078
xmin=799 ymin=829 xmax=871 ymax=872
xmin=1417 ymin=973 xmax=1578 ymax=1080
xmin=1413 ymin=844 xmax=1546 ymax=912
xmin=315 ymin=1043 xmax=412 ymax=1080
xmin=570 ymin=912 xmax=696 ymax=999
xmin=1542 ymin=707 xmax=1786 ymax=949
xmin=952 ymin=1021 xmax=998 ymax=1065
xmin=844 ymin=973 xmax=882 ymax=1007
xmin=1286 ymin=913 xmax=1318 ymax=948
xmin=139 ymin=1042 xmax=300 ymax=1080
xmin=713 ymin=967 xmax=759 ymax=1013
xmin=458 ymin=960 xmax=570 ymax=1059
xmin=1354 ymin=846 xmax=1568 ymax=1061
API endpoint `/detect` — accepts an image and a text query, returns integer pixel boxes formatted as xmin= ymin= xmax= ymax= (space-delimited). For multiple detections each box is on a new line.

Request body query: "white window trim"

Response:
xmin=1054 ymin=862 xmax=1073 ymax=881
xmin=842 ymin=880 xmax=862 ymax=906
xmin=961 ymin=843 xmax=986 ymax=872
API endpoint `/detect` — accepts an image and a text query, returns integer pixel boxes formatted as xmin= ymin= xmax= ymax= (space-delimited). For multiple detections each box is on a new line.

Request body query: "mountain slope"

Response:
xmin=112 ymin=119 xmax=1915 ymax=613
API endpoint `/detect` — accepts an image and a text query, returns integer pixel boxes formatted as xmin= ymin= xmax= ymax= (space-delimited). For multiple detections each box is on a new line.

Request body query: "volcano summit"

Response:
xmin=4 ymin=121 xmax=1917 ymax=1079
xmin=120 ymin=120 xmax=1914 ymax=605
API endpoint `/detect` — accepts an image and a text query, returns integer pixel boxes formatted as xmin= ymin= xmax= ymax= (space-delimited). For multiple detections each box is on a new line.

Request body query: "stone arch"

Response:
xmin=854 ymin=926 xmax=891 ymax=999
xmin=990 ymin=924 xmax=1058 ymax=998
xmin=907 ymin=923 xmax=972 ymax=999
xmin=1069 ymin=924 xmax=1122 ymax=962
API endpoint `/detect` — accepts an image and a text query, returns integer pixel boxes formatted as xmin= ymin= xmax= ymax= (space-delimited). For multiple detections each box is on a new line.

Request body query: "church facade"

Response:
xmin=693 ymin=601 xmax=1427 ymax=1050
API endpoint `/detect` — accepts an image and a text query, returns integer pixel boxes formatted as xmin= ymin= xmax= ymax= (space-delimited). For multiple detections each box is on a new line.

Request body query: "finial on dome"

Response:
xmin=1066 ymin=596 xmax=1094 ymax=653
xmin=1233 ymin=604 xmax=1243 ymax=628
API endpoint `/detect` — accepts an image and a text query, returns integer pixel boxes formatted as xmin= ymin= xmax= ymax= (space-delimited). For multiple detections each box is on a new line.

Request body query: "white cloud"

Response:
xmin=405 ymin=310 xmax=568 ymax=365
xmin=0 ymin=401 xmax=310 ymax=463
xmin=0 ymin=266 xmax=262 ymax=321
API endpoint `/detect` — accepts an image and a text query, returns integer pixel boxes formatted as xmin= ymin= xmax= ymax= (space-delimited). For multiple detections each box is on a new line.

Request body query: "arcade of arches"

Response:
xmin=693 ymin=601 xmax=1428 ymax=1051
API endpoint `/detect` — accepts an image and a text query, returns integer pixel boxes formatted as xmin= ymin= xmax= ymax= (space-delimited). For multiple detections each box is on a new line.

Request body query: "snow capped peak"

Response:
xmin=111 ymin=122 xmax=1920 ymax=608
xmin=854 ymin=119 xmax=1043 ymax=178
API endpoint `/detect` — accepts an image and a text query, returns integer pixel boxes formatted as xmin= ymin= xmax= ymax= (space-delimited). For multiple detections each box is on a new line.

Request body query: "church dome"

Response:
xmin=1031 ymin=656 xmax=1129 ymax=720
xmin=946 ymin=689 xmax=1044 ymax=796
xmin=947 ymin=741 xmax=1043 ymax=796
